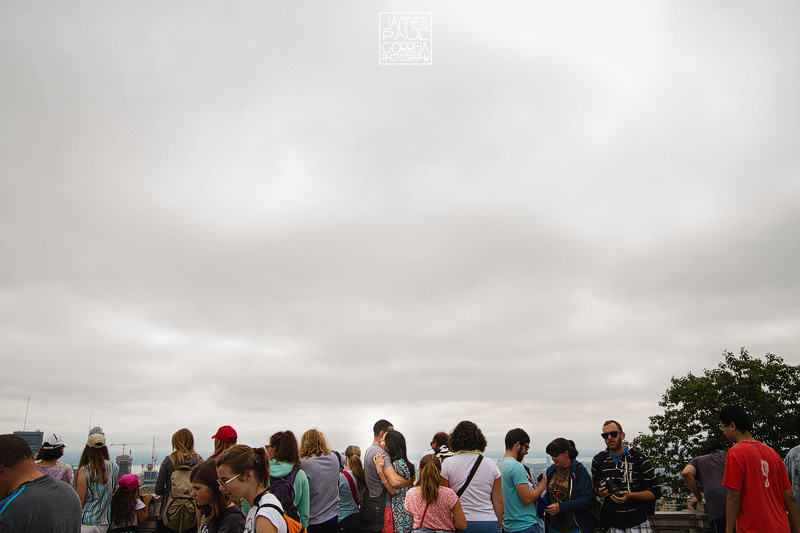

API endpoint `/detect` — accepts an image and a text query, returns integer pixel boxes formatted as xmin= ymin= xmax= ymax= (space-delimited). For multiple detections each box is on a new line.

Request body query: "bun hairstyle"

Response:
xmin=215 ymin=444 xmax=270 ymax=486
xmin=545 ymin=438 xmax=578 ymax=460
xmin=417 ymin=454 xmax=442 ymax=504
xmin=344 ymin=445 xmax=367 ymax=493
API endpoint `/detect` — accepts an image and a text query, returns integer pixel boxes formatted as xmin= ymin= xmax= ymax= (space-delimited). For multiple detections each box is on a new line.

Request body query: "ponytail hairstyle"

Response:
xmin=418 ymin=454 xmax=441 ymax=504
xmin=545 ymin=438 xmax=578 ymax=460
xmin=344 ymin=445 xmax=366 ymax=493
xmin=384 ymin=429 xmax=415 ymax=482
xmin=191 ymin=459 xmax=232 ymax=525
xmin=215 ymin=444 xmax=270 ymax=487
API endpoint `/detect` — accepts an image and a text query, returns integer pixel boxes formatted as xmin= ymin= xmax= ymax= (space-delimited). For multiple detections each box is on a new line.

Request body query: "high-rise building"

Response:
xmin=13 ymin=430 xmax=43 ymax=453
xmin=116 ymin=453 xmax=133 ymax=476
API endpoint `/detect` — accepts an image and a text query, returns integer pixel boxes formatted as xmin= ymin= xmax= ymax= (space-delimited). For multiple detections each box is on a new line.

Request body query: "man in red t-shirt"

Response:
xmin=720 ymin=405 xmax=800 ymax=533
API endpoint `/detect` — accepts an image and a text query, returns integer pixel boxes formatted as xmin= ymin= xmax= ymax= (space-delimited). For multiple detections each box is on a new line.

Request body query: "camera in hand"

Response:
xmin=599 ymin=478 xmax=622 ymax=497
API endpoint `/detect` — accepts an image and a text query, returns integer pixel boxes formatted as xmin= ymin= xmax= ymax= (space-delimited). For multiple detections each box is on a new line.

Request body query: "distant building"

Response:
xmin=89 ymin=426 xmax=104 ymax=435
xmin=116 ymin=454 xmax=133 ymax=476
xmin=658 ymin=498 xmax=678 ymax=511
xmin=14 ymin=430 xmax=43 ymax=454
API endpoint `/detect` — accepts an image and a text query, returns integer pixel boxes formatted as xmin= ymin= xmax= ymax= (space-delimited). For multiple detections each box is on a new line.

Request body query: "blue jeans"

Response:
xmin=456 ymin=521 xmax=499 ymax=533
xmin=414 ymin=529 xmax=455 ymax=533
xmin=339 ymin=513 xmax=361 ymax=533
xmin=504 ymin=524 xmax=539 ymax=533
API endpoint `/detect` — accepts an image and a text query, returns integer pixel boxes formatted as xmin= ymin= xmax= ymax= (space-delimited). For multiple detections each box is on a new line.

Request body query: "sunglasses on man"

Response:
xmin=601 ymin=431 xmax=620 ymax=439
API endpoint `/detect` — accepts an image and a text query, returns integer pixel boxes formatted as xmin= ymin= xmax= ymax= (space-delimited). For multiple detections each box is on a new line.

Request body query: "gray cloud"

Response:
xmin=2 ymin=1 xmax=799 ymax=460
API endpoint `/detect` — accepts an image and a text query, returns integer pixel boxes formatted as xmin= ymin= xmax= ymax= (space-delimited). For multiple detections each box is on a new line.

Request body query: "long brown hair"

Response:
xmin=215 ymin=444 xmax=270 ymax=486
xmin=192 ymin=459 xmax=233 ymax=525
xmin=345 ymin=445 xmax=366 ymax=493
xmin=169 ymin=428 xmax=198 ymax=469
xmin=299 ymin=429 xmax=331 ymax=458
xmin=268 ymin=431 xmax=301 ymax=468
xmin=109 ymin=485 xmax=139 ymax=527
xmin=417 ymin=454 xmax=442 ymax=504
xmin=78 ymin=445 xmax=111 ymax=483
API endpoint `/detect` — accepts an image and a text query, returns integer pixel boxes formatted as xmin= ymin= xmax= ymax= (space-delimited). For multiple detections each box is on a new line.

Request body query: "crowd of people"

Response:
xmin=2 ymin=407 xmax=800 ymax=533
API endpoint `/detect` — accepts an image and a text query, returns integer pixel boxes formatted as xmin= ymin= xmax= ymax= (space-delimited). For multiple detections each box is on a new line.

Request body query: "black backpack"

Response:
xmin=268 ymin=466 xmax=301 ymax=520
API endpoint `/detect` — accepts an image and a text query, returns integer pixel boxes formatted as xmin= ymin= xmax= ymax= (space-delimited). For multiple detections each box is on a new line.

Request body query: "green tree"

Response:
xmin=632 ymin=348 xmax=800 ymax=498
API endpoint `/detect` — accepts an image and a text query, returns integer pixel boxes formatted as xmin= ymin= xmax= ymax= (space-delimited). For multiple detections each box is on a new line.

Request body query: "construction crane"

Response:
xmin=110 ymin=443 xmax=147 ymax=455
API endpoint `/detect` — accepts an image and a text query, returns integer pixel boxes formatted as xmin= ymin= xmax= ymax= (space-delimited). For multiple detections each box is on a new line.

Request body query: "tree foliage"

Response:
xmin=632 ymin=348 xmax=800 ymax=498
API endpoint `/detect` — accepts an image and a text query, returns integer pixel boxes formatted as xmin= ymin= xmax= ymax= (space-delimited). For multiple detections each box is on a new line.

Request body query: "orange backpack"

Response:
xmin=257 ymin=502 xmax=306 ymax=533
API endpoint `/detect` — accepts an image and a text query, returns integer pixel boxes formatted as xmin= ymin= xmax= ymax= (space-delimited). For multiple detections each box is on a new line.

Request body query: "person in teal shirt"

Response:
xmin=498 ymin=428 xmax=546 ymax=533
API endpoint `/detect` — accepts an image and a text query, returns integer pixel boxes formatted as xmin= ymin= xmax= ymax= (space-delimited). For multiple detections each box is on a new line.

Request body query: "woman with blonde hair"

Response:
xmin=215 ymin=444 xmax=286 ymax=533
xmin=338 ymin=445 xmax=366 ymax=533
xmin=404 ymin=455 xmax=467 ymax=533
xmin=300 ymin=428 xmax=343 ymax=533
xmin=76 ymin=433 xmax=120 ymax=533
xmin=155 ymin=428 xmax=203 ymax=533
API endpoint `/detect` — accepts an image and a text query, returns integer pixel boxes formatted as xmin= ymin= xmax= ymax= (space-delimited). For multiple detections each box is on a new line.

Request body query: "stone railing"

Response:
xmin=651 ymin=509 xmax=711 ymax=532
xmin=139 ymin=497 xmax=160 ymax=533
xmin=139 ymin=497 xmax=713 ymax=533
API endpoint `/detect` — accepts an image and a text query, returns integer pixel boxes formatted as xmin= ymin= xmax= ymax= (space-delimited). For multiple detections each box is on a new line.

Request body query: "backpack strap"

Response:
xmin=342 ymin=471 xmax=360 ymax=505
xmin=456 ymin=455 xmax=484 ymax=498
xmin=288 ymin=466 xmax=300 ymax=485
xmin=259 ymin=502 xmax=307 ymax=533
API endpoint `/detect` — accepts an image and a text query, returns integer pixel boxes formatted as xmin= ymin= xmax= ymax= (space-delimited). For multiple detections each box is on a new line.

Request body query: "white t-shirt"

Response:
xmin=245 ymin=492 xmax=288 ymax=533
xmin=440 ymin=453 xmax=501 ymax=521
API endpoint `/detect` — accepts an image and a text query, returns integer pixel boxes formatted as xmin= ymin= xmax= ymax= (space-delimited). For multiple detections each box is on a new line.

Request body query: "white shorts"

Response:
xmin=81 ymin=525 xmax=109 ymax=533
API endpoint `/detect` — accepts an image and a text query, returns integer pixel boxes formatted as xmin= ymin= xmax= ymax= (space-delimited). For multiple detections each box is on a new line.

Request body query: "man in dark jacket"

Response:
xmin=591 ymin=420 xmax=660 ymax=532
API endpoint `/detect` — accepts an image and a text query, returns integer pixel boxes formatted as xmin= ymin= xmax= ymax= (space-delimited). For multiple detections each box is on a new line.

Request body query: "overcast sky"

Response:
xmin=2 ymin=1 xmax=799 ymax=462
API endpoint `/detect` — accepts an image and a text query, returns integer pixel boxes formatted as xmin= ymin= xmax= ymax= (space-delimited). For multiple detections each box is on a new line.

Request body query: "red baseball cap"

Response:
xmin=212 ymin=425 xmax=237 ymax=443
